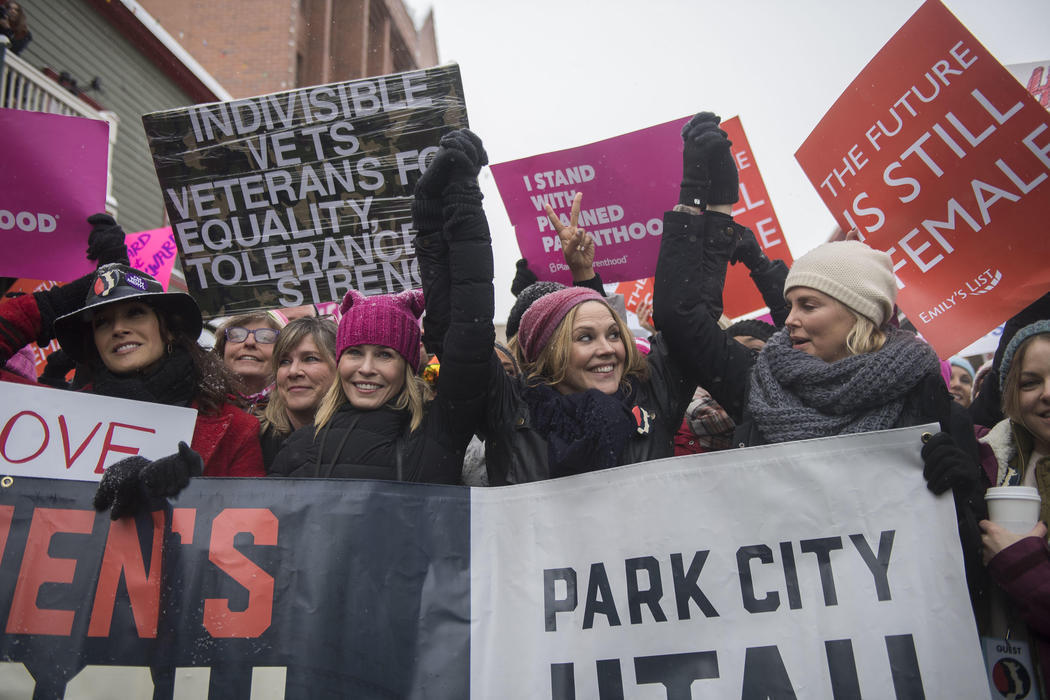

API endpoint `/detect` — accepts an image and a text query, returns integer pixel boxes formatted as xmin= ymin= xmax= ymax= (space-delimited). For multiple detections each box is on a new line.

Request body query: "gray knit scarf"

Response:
xmin=749 ymin=327 xmax=939 ymax=444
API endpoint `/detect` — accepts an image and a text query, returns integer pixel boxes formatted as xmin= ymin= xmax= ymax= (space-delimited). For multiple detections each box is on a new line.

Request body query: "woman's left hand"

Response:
xmin=980 ymin=519 xmax=1048 ymax=564
xmin=544 ymin=192 xmax=594 ymax=281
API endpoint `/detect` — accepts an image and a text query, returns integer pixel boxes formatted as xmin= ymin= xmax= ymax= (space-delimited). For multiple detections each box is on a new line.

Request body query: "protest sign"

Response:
xmin=0 ymin=110 xmax=109 ymax=282
xmin=1008 ymin=60 xmax=1050 ymax=110
xmin=0 ymin=426 xmax=984 ymax=698
xmin=795 ymin=0 xmax=1050 ymax=357
xmin=126 ymin=227 xmax=177 ymax=290
xmin=0 ymin=383 xmax=197 ymax=481
xmin=493 ymin=116 xmax=791 ymax=319
xmin=141 ymin=65 xmax=468 ymax=319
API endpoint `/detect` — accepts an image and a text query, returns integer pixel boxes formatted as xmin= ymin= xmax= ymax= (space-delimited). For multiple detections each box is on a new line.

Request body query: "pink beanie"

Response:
xmin=518 ymin=287 xmax=606 ymax=363
xmin=336 ymin=289 xmax=425 ymax=371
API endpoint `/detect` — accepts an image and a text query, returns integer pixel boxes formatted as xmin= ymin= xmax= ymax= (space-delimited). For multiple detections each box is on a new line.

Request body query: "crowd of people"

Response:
xmin=2 ymin=113 xmax=1049 ymax=691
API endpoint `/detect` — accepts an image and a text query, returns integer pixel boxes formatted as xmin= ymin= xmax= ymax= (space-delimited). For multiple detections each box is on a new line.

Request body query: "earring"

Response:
xmin=167 ymin=342 xmax=174 ymax=355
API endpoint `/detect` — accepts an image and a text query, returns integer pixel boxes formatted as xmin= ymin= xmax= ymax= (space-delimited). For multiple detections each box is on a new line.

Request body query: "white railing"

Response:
xmin=1 ymin=42 xmax=120 ymax=216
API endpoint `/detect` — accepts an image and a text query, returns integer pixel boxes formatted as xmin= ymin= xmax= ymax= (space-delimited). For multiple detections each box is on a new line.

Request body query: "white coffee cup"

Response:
xmin=985 ymin=486 xmax=1042 ymax=534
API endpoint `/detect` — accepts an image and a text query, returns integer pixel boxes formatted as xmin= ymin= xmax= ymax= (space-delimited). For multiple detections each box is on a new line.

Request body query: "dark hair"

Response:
xmin=158 ymin=308 xmax=247 ymax=415
xmin=84 ymin=300 xmax=245 ymax=415
xmin=725 ymin=319 xmax=776 ymax=342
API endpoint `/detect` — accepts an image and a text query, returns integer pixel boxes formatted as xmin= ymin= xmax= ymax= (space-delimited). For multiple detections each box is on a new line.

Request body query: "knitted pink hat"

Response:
xmin=518 ymin=287 xmax=606 ymax=363
xmin=336 ymin=289 xmax=425 ymax=371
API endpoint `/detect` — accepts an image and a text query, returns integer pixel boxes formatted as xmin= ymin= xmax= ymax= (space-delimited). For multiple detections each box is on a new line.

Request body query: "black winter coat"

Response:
xmin=268 ymin=401 xmax=473 ymax=483
xmin=269 ymin=174 xmax=494 ymax=483
xmin=653 ymin=209 xmax=974 ymax=448
xmin=482 ymin=321 xmax=695 ymax=485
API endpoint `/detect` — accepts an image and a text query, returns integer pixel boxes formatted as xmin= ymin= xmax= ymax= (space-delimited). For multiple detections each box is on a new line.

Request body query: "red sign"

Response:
xmin=721 ymin=116 xmax=793 ymax=318
xmin=795 ymin=0 xmax=1050 ymax=356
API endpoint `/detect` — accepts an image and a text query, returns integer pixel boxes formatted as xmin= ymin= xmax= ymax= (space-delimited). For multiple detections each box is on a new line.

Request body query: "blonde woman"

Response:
xmin=258 ymin=316 xmax=337 ymax=468
xmin=269 ymin=130 xmax=493 ymax=483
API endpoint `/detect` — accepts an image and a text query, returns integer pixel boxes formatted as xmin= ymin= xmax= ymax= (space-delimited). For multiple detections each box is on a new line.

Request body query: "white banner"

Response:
xmin=471 ymin=425 xmax=986 ymax=698
xmin=0 ymin=383 xmax=197 ymax=481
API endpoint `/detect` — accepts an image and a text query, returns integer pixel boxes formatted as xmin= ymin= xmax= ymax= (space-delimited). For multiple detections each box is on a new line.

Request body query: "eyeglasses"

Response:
xmin=225 ymin=327 xmax=279 ymax=344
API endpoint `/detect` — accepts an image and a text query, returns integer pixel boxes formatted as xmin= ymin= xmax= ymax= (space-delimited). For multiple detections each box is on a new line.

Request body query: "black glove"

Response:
xmin=921 ymin=432 xmax=980 ymax=497
xmin=679 ymin=112 xmax=722 ymax=208
xmin=94 ymin=442 xmax=202 ymax=520
xmin=416 ymin=129 xmax=489 ymax=197
xmin=32 ymin=274 xmax=93 ymax=347
xmin=94 ymin=456 xmax=151 ymax=520
xmin=510 ymin=258 xmax=538 ymax=297
xmin=141 ymin=441 xmax=203 ymax=497
xmin=730 ymin=225 xmax=768 ymax=269
xmin=38 ymin=349 xmax=75 ymax=389
xmin=86 ymin=213 xmax=130 ymax=267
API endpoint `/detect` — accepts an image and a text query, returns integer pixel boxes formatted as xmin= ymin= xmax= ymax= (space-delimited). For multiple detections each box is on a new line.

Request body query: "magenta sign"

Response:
xmin=0 ymin=109 xmax=110 ymax=281
xmin=490 ymin=119 xmax=687 ymax=285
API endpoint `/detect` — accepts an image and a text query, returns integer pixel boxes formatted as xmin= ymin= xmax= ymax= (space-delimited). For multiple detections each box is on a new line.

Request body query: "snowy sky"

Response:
xmin=402 ymin=0 xmax=1050 ymax=323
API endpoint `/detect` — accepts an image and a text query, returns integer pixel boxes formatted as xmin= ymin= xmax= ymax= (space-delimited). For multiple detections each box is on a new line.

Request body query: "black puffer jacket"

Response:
xmin=481 ymin=333 xmax=695 ymax=485
xmin=268 ymin=402 xmax=473 ymax=483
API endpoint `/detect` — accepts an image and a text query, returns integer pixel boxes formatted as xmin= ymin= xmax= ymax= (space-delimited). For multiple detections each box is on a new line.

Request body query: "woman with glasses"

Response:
xmin=213 ymin=312 xmax=285 ymax=411
xmin=258 ymin=316 xmax=338 ymax=469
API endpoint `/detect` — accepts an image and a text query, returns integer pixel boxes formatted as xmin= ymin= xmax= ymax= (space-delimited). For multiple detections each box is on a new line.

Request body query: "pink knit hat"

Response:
xmin=336 ymin=289 xmax=425 ymax=371
xmin=518 ymin=287 xmax=606 ymax=363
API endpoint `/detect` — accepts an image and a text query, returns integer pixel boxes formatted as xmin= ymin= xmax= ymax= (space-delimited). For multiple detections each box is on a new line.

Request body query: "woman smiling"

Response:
xmin=268 ymin=130 xmax=493 ymax=483
xmin=258 ymin=316 xmax=337 ymax=468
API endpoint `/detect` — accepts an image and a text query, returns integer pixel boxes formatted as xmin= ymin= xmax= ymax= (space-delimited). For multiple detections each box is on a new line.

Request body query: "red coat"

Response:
xmin=1 ymin=293 xmax=263 ymax=477
xmin=193 ymin=402 xmax=264 ymax=477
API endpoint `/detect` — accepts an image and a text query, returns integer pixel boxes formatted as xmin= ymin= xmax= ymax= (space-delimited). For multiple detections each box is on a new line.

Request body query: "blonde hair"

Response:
xmin=1002 ymin=334 xmax=1050 ymax=426
xmin=525 ymin=302 xmax=648 ymax=391
xmin=844 ymin=311 xmax=887 ymax=356
xmin=314 ymin=359 xmax=432 ymax=435
xmin=260 ymin=317 xmax=337 ymax=436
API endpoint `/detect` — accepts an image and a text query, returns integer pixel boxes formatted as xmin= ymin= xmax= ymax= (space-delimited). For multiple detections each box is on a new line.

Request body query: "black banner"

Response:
xmin=0 ymin=476 xmax=470 ymax=698
xmin=142 ymin=64 xmax=468 ymax=318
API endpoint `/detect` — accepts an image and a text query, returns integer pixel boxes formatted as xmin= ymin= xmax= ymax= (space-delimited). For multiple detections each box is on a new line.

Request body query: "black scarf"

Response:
xmin=523 ymin=382 xmax=637 ymax=477
xmin=91 ymin=347 xmax=198 ymax=407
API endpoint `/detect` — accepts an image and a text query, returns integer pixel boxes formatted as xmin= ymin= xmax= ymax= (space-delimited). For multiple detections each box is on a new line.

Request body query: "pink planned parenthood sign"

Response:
xmin=491 ymin=120 xmax=686 ymax=285
xmin=491 ymin=117 xmax=789 ymax=290
xmin=0 ymin=109 xmax=110 ymax=281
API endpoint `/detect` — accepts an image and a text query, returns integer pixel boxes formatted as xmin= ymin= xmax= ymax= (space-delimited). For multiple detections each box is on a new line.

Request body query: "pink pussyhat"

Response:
xmin=336 ymin=289 xmax=425 ymax=371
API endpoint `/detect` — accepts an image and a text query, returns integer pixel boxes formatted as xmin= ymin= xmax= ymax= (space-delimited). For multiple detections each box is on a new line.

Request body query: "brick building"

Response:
xmin=137 ymin=0 xmax=439 ymax=98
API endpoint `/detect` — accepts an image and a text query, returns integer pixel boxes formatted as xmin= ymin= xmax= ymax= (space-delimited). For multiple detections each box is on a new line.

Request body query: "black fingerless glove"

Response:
xmin=86 ymin=213 xmax=130 ymax=267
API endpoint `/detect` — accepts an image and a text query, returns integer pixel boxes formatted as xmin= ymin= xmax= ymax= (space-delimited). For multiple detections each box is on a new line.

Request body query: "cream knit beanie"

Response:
xmin=784 ymin=241 xmax=897 ymax=326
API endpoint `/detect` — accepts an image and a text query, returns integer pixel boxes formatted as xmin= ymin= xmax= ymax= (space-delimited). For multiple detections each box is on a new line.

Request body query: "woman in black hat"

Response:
xmin=0 ymin=217 xmax=263 ymax=517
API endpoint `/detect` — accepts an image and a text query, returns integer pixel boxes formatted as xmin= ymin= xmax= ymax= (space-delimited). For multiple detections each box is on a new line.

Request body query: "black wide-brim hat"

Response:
xmin=53 ymin=263 xmax=203 ymax=362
